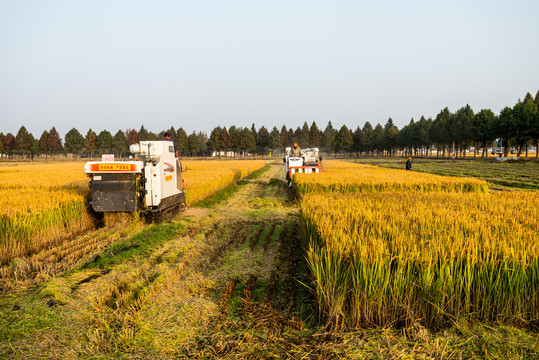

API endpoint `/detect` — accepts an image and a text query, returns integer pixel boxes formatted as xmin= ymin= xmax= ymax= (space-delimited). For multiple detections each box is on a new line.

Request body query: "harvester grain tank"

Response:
xmin=283 ymin=147 xmax=322 ymax=187
xmin=83 ymin=141 xmax=186 ymax=220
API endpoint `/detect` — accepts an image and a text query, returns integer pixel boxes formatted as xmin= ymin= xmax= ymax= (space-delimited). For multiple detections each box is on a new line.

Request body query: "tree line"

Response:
xmin=1 ymin=90 xmax=538 ymax=159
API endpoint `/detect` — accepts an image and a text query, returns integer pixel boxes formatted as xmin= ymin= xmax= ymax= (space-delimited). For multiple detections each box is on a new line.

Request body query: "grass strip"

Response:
xmin=83 ymin=221 xmax=186 ymax=269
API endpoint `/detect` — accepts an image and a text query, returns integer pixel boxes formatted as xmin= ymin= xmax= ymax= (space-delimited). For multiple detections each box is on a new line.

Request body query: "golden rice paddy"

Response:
xmin=295 ymin=160 xmax=488 ymax=193
xmin=297 ymin=160 xmax=539 ymax=329
xmin=0 ymin=160 xmax=266 ymax=266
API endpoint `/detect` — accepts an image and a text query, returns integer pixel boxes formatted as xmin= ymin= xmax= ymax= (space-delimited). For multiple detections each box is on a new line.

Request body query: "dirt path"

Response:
xmin=0 ymin=164 xmax=312 ymax=359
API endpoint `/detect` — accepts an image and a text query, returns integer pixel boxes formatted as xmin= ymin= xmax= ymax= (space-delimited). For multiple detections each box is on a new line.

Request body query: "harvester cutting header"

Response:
xmin=283 ymin=144 xmax=322 ymax=187
xmin=83 ymin=140 xmax=186 ymax=220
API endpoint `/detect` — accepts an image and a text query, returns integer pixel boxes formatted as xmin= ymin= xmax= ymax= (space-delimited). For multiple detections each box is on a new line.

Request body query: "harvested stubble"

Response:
xmin=295 ymin=160 xmax=489 ymax=193
xmin=300 ymin=190 xmax=539 ymax=330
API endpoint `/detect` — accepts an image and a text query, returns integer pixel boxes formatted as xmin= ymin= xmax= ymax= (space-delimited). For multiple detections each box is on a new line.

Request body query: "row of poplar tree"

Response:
xmin=1 ymin=90 xmax=538 ymax=159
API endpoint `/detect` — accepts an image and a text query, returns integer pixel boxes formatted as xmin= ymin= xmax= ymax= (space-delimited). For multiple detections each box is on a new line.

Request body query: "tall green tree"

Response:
xmin=309 ymin=122 xmax=321 ymax=148
xmin=187 ymin=132 xmax=200 ymax=156
xmin=96 ymin=130 xmax=112 ymax=154
xmin=228 ymin=126 xmax=239 ymax=158
xmin=287 ymin=128 xmax=294 ymax=146
xmin=112 ymin=130 xmax=128 ymax=157
xmin=451 ymin=105 xmax=474 ymax=156
xmin=396 ymin=119 xmax=414 ymax=156
xmin=250 ymin=124 xmax=257 ymax=141
xmin=15 ymin=126 xmax=34 ymax=157
xmin=384 ymin=118 xmax=399 ymax=156
xmin=416 ymin=116 xmax=432 ymax=156
xmin=269 ymin=126 xmax=282 ymax=154
xmin=256 ymin=126 xmax=270 ymax=155
xmin=534 ymin=95 xmax=539 ymax=158
xmin=208 ymin=126 xmax=223 ymax=157
xmin=362 ymin=122 xmax=374 ymax=156
xmin=280 ymin=125 xmax=289 ymax=147
xmin=176 ymin=128 xmax=188 ymax=156
xmin=0 ymin=133 xmax=5 ymax=154
xmin=168 ymin=126 xmax=177 ymax=143
xmin=430 ymin=108 xmax=451 ymax=157
xmin=299 ymin=122 xmax=310 ymax=148
xmin=64 ymin=128 xmax=85 ymax=157
xmin=197 ymin=131 xmax=208 ymax=156
xmin=493 ymin=106 xmax=515 ymax=157
xmin=470 ymin=109 xmax=496 ymax=157
xmin=352 ymin=126 xmax=363 ymax=156
xmin=30 ymin=139 xmax=39 ymax=160
xmin=240 ymin=128 xmax=256 ymax=156
xmin=322 ymin=121 xmax=337 ymax=152
xmin=138 ymin=126 xmax=151 ymax=141
xmin=512 ymin=96 xmax=537 ymax=156
xmin=334 ymin=125 xmax=353 ymax=157
xmin=292 ymin=127 xmax=302 ymax=147
xmin=372 ymin=123 xmax=385 ymax=156
xmin=220 ymin=127 xmax=229 ymax=158
xmin=39 ymin=131 xmax=49 ymax=157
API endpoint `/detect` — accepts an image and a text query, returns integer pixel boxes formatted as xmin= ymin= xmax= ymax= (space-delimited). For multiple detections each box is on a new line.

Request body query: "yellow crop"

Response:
xmin=297 ymin=160 xmax=538 ymax=329
xmin=0 ymin=163 xmax=88 ymax=215
xmin=295 ymin=160 xmax=488 ymax=193
xmin=0 ymin=160 xmax=266 ymax=266
xmin=182 ymin=160 xmax=266 ymax=206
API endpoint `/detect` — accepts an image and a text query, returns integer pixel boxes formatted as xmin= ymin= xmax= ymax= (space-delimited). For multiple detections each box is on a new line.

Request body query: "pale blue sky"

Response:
xmin=1 ymin=0 xmax=538 ymax=138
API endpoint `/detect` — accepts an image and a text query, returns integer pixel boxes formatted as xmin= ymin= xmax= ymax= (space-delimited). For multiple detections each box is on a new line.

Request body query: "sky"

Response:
xmin=1 ymin=0 xmax=539 ymax=138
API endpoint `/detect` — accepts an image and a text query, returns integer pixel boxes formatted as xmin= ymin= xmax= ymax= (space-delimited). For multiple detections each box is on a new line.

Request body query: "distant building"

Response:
xmin=211 ymin=150 xmax=235 ymax=157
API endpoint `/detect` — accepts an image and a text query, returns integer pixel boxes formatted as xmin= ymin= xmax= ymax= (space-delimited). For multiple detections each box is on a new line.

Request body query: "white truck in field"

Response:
xmin=283 ymin=147 xmax=322 ymax=187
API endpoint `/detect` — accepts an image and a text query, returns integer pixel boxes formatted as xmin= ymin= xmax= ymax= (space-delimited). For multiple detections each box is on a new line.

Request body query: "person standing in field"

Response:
xmin=290 ymin=143 xmax=302 ymax=157
xmin=406 ymin=157 xmax=412 ymax=171
xmin=163 ymin=131 xmax=178 ymax=157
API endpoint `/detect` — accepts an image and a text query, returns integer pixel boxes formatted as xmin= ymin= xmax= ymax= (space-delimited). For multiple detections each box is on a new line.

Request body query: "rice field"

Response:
xmin=0 ymin=160 xmax=266 ymax=266
xmin=295 ymin=160 xmax=488 ymax=193
xmin=0 ymin=162 xmax=91 ymax=266
xmin=182 ymin=160 xmax=266 ymax=205
xmin=297 ymin=160 xmax=539 ymax=330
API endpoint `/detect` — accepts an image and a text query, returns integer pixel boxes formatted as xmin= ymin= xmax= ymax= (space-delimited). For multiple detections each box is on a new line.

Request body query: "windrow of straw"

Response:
xmin=295 ymin=160 xmax=489 ymax=193
xmin=297 ymin=160 xmax=539 ymax=330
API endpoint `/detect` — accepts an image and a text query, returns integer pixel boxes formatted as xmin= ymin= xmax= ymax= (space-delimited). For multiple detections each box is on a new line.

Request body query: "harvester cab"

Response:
xmin=83 ymin=141 xmax=186 ymax=220
xmin=283 ymin=147 xmax=321 ymax=187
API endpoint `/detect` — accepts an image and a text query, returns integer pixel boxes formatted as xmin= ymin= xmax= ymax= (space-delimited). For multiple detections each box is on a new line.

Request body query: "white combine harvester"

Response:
xmin=83 ymin=141 xmax=186 ymax=221
xmin=283 ymin=147 xmax=322 ymax=187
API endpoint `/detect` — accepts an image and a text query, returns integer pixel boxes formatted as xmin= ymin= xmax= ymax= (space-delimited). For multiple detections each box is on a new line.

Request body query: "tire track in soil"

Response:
xmin=282 ymin=222 xmax=301 ymax=312
xmin=248 ymin=224 xmax=265 ymax=250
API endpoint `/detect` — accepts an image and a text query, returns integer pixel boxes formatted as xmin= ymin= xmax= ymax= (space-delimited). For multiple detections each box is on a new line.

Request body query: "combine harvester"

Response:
xmin=83 ymin=141 xmax=186 ymax=222
xmin=283 ymin=147 xmax=322 ymax=187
